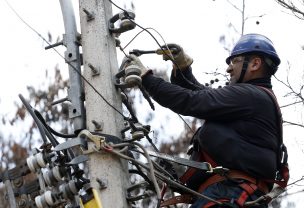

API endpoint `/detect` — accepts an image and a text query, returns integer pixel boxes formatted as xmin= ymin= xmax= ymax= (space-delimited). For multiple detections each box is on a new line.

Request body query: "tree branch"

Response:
xmin=283 ymin=120 xmax=304 ymax=128
xmin=275 ymin=0 xmax=304 ymax=20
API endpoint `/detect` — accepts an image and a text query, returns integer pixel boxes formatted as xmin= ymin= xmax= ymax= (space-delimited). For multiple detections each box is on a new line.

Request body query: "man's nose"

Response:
xmin=226 ymin=65 xmax=232 ymax=73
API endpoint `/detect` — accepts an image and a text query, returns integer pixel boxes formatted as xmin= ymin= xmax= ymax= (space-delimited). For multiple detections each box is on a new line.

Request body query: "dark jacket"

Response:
xmin=142 ymin=68 xmax=279 ymax=185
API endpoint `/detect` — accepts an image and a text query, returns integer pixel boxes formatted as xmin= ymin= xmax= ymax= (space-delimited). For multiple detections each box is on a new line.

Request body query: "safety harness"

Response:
xmin=160 ymin=86 xmax=289 ymax=208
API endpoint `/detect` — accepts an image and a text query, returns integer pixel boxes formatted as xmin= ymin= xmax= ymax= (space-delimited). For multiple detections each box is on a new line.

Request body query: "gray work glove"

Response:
xmin=126 ymin=54 xmax=150 ymax=77
xmin=160 ymin=43 xmax=193 ymax=70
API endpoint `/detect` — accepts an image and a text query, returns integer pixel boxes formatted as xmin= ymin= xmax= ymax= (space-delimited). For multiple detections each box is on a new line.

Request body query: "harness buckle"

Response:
xmin=207 ymin=166 xmax=229 ymax=176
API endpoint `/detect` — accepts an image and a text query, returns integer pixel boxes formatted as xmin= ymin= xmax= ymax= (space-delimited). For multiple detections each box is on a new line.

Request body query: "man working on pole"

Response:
xmin=125 ymin=34 xmax=289 ymax=207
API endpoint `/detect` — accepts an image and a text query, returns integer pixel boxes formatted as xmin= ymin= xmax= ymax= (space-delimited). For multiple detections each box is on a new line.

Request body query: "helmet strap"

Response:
xmin=237 ymin=56 xmax=250 ymax=83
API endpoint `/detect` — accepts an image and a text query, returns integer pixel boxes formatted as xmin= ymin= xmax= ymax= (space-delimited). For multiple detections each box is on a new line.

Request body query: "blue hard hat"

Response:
xmin=226 ymin=34 xmax=281 ymax=73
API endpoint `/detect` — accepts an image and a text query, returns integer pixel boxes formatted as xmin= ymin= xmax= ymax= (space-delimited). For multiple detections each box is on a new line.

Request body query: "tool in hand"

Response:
xmin=129 ymin=48 xmax=179 ymax=57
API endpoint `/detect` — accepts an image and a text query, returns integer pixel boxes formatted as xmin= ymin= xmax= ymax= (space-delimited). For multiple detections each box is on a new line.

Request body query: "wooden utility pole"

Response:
xmin=78 ymin=0 xmax=130 ymax=207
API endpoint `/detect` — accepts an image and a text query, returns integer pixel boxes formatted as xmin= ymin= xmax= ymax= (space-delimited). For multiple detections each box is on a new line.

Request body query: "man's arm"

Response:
xmin=142 ymin=74 xmax=254 ymax=121
xmin=170 ymin=66 xmax=205 ymax=90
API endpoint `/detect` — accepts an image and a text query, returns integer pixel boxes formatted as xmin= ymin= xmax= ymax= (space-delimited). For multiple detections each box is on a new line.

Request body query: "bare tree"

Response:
xmin=275 ymin=0 xmax=304 ymax=20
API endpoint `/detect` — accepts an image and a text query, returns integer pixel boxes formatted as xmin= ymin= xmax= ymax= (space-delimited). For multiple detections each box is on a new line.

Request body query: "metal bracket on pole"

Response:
xmin=4 ymin=180 xmax=17 ymax=208
xmin=59 ymin=0 xmax=86 ymax=132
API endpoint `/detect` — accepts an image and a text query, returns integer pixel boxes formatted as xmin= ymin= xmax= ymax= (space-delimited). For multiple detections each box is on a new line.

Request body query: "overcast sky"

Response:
xmin=0 ymin=0 xmax=304 ymax=207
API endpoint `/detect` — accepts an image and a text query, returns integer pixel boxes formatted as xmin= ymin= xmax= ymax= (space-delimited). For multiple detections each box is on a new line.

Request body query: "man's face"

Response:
xmin=226 ymin=56 xmax=244 ymax=84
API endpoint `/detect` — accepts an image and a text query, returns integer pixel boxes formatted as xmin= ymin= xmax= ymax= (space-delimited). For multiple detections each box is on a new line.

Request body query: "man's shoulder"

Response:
xmin=221 ymin=83 xmax=260 ymax=93
xmin=224 ymin=83 xmax=267 ymax=93
xmin=220 ymin=83 xmax=271 ymax=101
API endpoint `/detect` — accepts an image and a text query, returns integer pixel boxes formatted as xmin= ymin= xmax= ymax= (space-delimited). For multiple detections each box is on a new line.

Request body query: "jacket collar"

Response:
xmin=245 ymin=77 xmax=272 ymax=89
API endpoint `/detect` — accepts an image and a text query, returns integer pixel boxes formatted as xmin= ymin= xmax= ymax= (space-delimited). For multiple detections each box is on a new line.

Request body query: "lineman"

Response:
xmin=126 ymin=34 xmax=288 ymax=207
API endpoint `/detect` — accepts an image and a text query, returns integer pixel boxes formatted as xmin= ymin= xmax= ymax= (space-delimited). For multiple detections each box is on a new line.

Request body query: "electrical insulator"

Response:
xmin=43 ymin=166 xmax=65 ymax=187
xmin=26 ymin=152 xmax=48 ymax=172
xmin=59 ymin=180 xmax=81 ymax=201
xmin=124 ymin=64 xmax=142 ymax=87
xmin=35 ymin=191 xmax=57 ymax=208
xmin=109 ymin=11 xmax=136 ymax=34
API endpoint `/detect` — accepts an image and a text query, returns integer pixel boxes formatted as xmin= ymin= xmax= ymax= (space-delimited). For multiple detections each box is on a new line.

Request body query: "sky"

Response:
xmin=0 ymin=0 xmax=304 ymax=207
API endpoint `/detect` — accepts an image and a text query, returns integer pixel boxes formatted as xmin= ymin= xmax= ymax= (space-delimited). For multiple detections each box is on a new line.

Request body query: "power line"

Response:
xmin=5 ymin=0 xmax=194 ymax=154
xmin=3 ymin=0 xmax=126 ymax=119
xmin=108 ymin=0 xmax=195 ymax=133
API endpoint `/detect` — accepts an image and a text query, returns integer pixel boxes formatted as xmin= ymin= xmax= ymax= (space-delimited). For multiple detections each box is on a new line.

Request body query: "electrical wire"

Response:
xmin=108 ymin=0 xmax=196 ymax=133
xmin=7 ymin=1 xmax=212 ymax=204
xmin=34 ymin=110 xmax=78 ymax=139
xmin=151 ymin=160 xmax=175 ymax=180
xmin=105 ymin=142 xmax=222 ymax=206
xmin=19 ymin=98 xmax=82 ymax=174
xmin=122 ymin=27 xmax=168 ymax=50
xmin=5 ymin=0 xmax=193 ymax=144
xmin=3 ymin=0 xmax=127 ymax=120
xmin=18 ymin=94 xmax=50 ymax=145
xmin=129 ymin=169 xmax=154 ymax=188
xmin=33 ymin=109 xmax=82 ymax=174
xmin=108 ymin=0 xmax=204 ymax=90
xmin=109 ymin=142 xmax=161 ymax=200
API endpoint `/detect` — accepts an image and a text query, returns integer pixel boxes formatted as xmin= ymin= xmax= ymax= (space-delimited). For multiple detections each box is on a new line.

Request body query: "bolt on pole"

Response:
xmin=78 ymin=0 xmax=130 ymax=207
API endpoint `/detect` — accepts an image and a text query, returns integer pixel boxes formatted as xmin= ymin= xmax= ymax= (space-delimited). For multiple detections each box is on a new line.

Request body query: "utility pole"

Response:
xmin=78 ymin=0 xmax=130 ymax=207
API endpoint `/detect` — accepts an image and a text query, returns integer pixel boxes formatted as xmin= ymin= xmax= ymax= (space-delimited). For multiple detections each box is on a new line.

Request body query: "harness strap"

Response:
xmin=198 ymin=170 xmax=269 ymax=194
xmin=180 ymin=150 xmax=216 ymax=184
xmin=237 ymin=56 xmax=250 ymax=83
xmin=167 ymin=171 xmax=267 ymax=208
xmin=203 ymin=199 xmax=231 ymax=208
xmin=258 ymin=86 xmax=289 ymax=188
xmin=160 ymin=194 xmax=194 ymax=207
xmin=180 ymin=167 xmax=197 ymax=184
xmin=236 ymin=183 xmax=258 ymax=206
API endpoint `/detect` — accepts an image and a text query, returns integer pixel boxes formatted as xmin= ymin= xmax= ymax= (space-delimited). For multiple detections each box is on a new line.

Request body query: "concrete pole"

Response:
xmin=78 ymin=0 xmax=130 ymax=207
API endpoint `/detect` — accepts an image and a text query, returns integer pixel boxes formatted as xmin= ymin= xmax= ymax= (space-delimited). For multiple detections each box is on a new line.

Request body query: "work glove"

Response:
xmin=160 ymin=43 xmax=193 ymax=70
xmin=125 ymin=54 xmax=151 ymax=77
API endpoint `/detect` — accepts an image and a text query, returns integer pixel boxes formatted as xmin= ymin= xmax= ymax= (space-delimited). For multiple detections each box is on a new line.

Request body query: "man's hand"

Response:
xmin=160 ymin=43 xmax=193 ymax=70
xmin=126 ymin=54 xmax=150 ymax=77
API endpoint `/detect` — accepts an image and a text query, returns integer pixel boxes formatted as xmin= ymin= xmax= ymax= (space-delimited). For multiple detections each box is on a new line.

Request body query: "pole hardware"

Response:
xmin=51 ymin=97 xmax=69 ymax=106
xmin=66 ymin=155 xmax=89 ymax=166
xmin=88 ymin=63 xmax=100 ymax=76
xmin=92 ymin=120 xmax=104 ymax=131
xmin=129 ymin=123 xmax=149 ymax=140
xmin=115 ymin=37 xmax=121 ymax=47
xmin=126 ymin=181 xmax=152 ymax=202
xmin=109 ymin=11 xmax=136 ymax=34
xmin=82 ymin=8 xmax=95 ymax=22
xmin=96 ymin=178 xmax=108 ymax=190
xmin=0 ymin=163 xmax=31 ymax=183
xmin=45 ymin=41 xmax=64 ymax=50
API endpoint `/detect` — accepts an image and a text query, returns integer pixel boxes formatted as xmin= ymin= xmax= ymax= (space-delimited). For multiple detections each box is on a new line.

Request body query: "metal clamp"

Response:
xmin=126 ymin=181 xmax=152 ymax=202
xmin=78 ymin=130 xmax=106 ymax=154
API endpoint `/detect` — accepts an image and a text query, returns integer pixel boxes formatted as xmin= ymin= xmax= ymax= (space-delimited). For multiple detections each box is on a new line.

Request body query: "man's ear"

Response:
xmin=250 ymin=57 xmax=262 ymax=72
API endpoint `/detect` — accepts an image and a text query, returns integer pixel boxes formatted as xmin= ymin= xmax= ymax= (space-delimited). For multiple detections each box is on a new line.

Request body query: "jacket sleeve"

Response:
xmin=170 ymin=67 xmax=205 ymax=90
xmin=142 ymin=74 xmax=254 ymax=121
